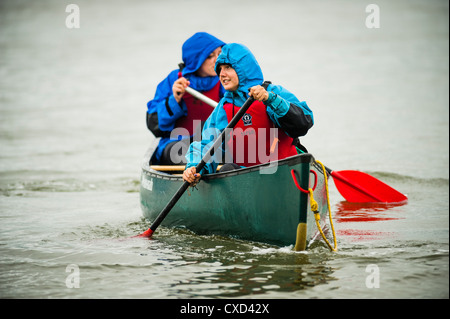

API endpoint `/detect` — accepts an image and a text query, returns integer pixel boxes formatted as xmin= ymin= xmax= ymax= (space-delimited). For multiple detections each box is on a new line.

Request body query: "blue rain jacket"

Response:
xmin=186 ymin=43 xmax=314 ymax=174
xmin=146 ymin=32 xmax=226 ymax=163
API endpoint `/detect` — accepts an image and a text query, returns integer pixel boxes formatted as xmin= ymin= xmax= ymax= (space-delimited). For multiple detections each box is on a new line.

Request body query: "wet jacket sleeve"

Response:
xmin=185 ymin=102 xmax=228 ymax=175
xmin=264 ymin=84 xmax=314 ymax=137
xmin=146 ymin=70 xmax=187 ymax=136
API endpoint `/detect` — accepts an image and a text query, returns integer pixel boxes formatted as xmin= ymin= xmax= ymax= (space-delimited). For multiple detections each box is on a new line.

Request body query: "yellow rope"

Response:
xmin=310 ymin=160 xmax=338 ymax=252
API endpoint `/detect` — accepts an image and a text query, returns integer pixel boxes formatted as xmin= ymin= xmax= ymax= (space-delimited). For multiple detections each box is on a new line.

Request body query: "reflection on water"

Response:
xmin=334 ymin=201 xmax=406 ymax=223
xmin=334 ymin=200 xmax=407 ymax=242
xmin=134 ymin=227 xmax=337 ymax=298
xmin=172 ymin=251 xmax=336 ymax=298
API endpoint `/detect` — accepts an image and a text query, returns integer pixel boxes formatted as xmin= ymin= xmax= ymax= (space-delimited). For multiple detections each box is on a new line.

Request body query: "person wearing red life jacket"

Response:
xmin=183 ymin=43 xmax=314 ymax=184
xmin=146 ymin=32 xmax=226 ymax=164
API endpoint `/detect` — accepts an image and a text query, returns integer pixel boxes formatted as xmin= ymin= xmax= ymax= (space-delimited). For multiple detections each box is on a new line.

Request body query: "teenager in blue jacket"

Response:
xmin=183 ymin=43 xmax=314 ymax=184
xmin=146 ymin=32 xmax=226 ymax=164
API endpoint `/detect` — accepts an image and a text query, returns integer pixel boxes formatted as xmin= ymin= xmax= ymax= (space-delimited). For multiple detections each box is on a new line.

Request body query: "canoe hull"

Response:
xmin=140 ymin=153 xmax=329 ymax=247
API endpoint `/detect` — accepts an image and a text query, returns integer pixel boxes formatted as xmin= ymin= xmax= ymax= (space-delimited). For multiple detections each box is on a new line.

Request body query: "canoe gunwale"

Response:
xmin=142 ymin=152 xmax=315 ymax=181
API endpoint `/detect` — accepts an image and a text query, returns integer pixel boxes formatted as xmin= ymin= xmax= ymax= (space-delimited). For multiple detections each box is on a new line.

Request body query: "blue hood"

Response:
xmin=181 ymin=32 xmax=226 ymax=75
xmin=215 ymin=43 xmax=264 ymax=106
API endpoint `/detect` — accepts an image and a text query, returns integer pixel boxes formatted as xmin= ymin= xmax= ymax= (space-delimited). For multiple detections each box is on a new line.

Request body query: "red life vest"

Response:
xmin=175 ymin=80 xmax=220 ymax=136
xmin=223 ymin=100 xmax=297 ymax=167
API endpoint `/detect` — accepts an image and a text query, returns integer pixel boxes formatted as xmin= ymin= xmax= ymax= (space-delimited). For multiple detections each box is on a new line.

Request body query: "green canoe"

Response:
xmin=139 ymin=149 xmax=330 ymax=249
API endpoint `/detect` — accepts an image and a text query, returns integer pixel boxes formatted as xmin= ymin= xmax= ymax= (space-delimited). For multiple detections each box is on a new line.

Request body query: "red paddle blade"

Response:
xmin=134 ymin=228 xmax=154 ymax=238
xmin=331 ymin=170 xmax=408 ymax=203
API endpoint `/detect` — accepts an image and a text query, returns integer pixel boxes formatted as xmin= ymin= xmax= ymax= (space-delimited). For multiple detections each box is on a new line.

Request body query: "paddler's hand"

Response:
xmin=248 ymin=85 xmax=269 ymax=102
xmin=173 ymin=77 xmax=190 ymax=103
xmin=183 ymin=166 xmax=201 ymax=186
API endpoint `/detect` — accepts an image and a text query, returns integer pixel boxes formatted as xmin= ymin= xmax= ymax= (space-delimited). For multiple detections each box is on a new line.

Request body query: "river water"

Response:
xmin=1 ymin=0 xmax=448 ymax=303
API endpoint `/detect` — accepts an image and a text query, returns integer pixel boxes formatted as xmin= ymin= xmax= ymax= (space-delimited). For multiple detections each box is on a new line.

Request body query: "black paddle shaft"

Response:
xmin=149 ymin=81 xmax=271 ymax=232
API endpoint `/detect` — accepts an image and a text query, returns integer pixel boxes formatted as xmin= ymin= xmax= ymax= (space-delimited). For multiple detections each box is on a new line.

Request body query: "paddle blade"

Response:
xmin=331 ymin=170 xmax=408 ymax=203
xmin=135 ymin=228 xmax=154 ymax=238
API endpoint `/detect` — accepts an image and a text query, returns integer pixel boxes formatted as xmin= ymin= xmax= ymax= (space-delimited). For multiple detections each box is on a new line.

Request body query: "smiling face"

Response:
xmin=196 ymin=47 xmax=222 ymax=77
xmin=218 ymin=64 xmax=239 ymax=91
